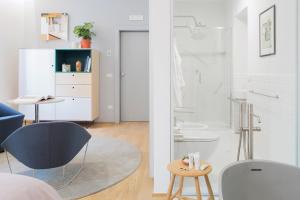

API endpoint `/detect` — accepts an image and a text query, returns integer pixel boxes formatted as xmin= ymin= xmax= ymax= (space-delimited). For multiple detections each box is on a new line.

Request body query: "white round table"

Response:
xmin=9 ymin=97 xmax=64 ymax=123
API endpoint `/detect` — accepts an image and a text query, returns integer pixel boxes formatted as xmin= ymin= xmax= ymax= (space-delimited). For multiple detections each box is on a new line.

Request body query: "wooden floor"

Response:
xmin=80 ymin=122 xmax=165 ymax=200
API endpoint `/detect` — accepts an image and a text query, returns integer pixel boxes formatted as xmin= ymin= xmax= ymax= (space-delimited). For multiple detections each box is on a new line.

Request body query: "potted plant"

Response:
xmin=73 ymin=22 xmax=96 ymax=48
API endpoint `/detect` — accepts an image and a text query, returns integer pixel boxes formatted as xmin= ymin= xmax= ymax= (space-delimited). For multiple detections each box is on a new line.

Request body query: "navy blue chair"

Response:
xmin=1 ymin=121 xmax=91 ymax=170
xmin=0 ymin=103 xmax=24 ymax=152
xmin=1 ymin=122 xmax=91 ymax=188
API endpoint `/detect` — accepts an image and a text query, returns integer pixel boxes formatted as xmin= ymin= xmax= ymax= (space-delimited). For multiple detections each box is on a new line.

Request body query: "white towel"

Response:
xmin=173 ymin=39 xmax=185 ymax=107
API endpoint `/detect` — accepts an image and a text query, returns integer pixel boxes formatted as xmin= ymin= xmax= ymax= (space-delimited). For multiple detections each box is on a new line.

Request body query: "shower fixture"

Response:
xmin=174 ymin=15 xmax=207 ymax=40
xmin=174 ymin=15 xmax=206 ymax=28
xmin=174 ymin=15 xmax=225 ymax=40
xmin=174 ymin=15 xmax=225 ymax=30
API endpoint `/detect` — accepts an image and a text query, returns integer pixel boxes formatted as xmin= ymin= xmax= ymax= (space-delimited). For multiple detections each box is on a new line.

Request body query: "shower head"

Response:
xmin=174 ymin=15 xmax=206 ymax=28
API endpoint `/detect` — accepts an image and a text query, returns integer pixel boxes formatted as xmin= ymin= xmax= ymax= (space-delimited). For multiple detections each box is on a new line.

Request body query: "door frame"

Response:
xmin=297 ymin=0 xmax=300 ymax=166
xmin=114 ymin=27 xmax=149 ymax=123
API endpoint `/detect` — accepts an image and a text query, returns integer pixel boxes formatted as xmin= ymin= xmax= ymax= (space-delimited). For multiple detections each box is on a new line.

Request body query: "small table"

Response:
xmin=9 ymin=97 xmax=64 ymax=123
xmin=167 ymin=160 xmax=214 ymax=200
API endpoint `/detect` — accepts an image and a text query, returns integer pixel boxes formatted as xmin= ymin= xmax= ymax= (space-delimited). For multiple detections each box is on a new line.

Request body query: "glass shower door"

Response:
xmin=172 ymin=2 xmax=233 ymax=196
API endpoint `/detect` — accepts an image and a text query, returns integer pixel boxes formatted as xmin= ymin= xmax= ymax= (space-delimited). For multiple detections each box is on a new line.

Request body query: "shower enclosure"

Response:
xmin=172 ymin=0 xmax=235 ymax=196
xmin=173 ymin=17 xmax=231 ymax=128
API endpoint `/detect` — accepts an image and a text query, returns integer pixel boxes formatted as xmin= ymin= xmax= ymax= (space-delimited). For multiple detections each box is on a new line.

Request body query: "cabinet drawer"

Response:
xmin=55 ymin=97 xmax=92 ymax=121
xmin=56 ymin=85 xmax=91 ymax=97
xmin=56 ymin=73 xmax=91 ymax=85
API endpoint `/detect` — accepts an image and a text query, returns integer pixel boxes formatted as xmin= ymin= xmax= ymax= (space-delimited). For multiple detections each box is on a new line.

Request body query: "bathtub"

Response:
xmin=174 ymin=123 xmax=220 ymax=160
xmin=219 ymin=160 xmax=300 ymax=200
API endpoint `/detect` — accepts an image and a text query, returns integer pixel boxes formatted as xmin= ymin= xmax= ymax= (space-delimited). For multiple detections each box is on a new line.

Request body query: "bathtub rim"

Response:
xmin=218 ymin=159 xmax=300 ymax=200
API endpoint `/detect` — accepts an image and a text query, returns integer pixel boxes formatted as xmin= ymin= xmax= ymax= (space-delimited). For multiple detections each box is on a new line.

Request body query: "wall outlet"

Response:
xmin=107 ymin=105 xmax=114 ymax=110
xmin=106 ymin=49 xmax=112 ymax=57
xmin=106 ymin=73 xmax=113 ymax=78
xmin=128 ymin=15 xmax=144 ymax=21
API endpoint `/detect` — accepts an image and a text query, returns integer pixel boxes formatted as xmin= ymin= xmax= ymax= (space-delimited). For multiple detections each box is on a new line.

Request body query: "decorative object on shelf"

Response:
xmin=41 ymin=13 xmax=68 ymax=41
xmin=259 ymin=5 xmax=276 ymax=57
xmin=62 ymin=64 xmax=71 ymax=72
xmin=73 ymin=22 xmax=96 ymax=48
xmin=84 ymin=56 xmax=92 ymax=72
xmin=71 ymin=41 xmax=80 ymax=49
xmin=76 ymin=60 xmax=82 ymax=72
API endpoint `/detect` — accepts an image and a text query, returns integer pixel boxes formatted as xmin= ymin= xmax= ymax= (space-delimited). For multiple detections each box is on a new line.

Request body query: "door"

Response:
xmin=19 ymin=49 xmax=55 ymax=120
xmin=121 ymin=31 xmax=149 ymax=121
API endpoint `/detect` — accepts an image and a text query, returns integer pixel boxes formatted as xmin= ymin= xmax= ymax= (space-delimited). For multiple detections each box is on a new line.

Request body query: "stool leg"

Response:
xmin=178 ymin=176 xmax=184 ymax=196
xmin=204 ymin=175 xmax=214 ymax=200
xmin=194 ymin=177 xmax=202 ymax=200
xmin=167 ymin=174 xmax=176 ymax=200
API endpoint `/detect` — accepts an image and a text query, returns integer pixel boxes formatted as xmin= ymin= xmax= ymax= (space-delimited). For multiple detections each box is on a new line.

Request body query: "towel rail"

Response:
xmin=249 ymin=90 xmax=279 ymax=99
xmin=227 ymin=97 xmax=247 ymax=104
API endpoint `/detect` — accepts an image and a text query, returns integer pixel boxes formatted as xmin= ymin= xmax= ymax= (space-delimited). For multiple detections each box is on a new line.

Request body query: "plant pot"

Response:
xmin=81 ymin=38 xmax=91 ymax=48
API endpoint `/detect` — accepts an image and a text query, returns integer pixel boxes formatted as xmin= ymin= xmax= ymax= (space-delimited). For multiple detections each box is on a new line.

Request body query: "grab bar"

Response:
xmin=227 ymin=97 xmax=247 ymax=104
xmin=249 ymin=90 xmax=279 ymax=99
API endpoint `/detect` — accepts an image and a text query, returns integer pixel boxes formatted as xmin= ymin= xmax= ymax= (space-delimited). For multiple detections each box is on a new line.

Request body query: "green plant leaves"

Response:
xmin=73 ymin=22 xmax=96 ymax=40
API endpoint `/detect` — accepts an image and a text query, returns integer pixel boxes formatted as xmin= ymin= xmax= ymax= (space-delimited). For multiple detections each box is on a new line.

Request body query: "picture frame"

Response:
xmin=41 ymin=13 xmax=69 ymax=41
xmin=259 ymin=5 xmax=276 ymax=57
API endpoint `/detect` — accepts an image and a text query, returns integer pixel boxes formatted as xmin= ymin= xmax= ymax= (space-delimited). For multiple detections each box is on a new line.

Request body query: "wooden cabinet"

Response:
xmin=19 ymin=49 xmax=100 ymax=122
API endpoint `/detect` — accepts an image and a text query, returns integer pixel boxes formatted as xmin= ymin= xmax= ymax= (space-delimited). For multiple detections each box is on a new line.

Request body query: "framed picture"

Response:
xmin=41 ymin=13 xmax=68 ymax=41
xmin=259 ymin=5 xmax=276 ymax=57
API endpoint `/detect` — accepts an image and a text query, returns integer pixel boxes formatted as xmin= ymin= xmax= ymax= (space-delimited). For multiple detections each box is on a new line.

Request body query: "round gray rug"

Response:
xmin=0 ymin=135 xmax=141 ymax=199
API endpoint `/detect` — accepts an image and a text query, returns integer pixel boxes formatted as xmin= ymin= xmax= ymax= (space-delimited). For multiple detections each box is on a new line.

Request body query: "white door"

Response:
xmin=121 ymin=31 xmax=149 ymax=121
xmin=19 ymin=49 xmax=55 ymax=120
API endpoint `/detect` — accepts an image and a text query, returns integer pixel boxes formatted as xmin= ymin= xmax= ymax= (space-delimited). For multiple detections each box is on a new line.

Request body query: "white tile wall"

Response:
xmin=247 ymin=74 xmax=297 ymax=164
xmin=233 ymin=73 xmax=297 ymax=164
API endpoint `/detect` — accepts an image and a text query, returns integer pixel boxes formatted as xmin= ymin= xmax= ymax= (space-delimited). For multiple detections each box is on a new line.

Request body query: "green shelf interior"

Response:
xmin=55 ymin=49 xmax=91 ymax=72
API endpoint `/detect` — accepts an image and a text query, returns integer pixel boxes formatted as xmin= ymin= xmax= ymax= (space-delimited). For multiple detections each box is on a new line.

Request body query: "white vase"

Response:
xmin=71 ymin=41 xmax=79 ymax=49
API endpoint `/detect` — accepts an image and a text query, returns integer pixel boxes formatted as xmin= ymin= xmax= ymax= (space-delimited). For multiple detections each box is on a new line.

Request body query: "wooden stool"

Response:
xmin=166 ymin=160 xmax=214 ymax=200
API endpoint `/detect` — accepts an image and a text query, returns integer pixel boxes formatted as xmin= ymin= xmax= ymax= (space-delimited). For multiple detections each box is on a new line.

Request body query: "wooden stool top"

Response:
xmin=167 ymin=160 xmax=212 ymax=177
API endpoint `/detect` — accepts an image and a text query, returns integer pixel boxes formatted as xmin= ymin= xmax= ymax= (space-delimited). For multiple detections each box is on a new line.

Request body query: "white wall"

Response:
xmin=0 ymin=0 xmax=24 ymax=103
xmin=248 ymin=0 xmax=297 ymax=164
xmin=23 ymin=0 xmax=149 ymax=122
xmin=229 ymin=0 xmax=298 ymax=164
xmin=149 ymin=0 xmax=172 ymax=193
xmin=231 ymin=7 xmax=248 ymax=97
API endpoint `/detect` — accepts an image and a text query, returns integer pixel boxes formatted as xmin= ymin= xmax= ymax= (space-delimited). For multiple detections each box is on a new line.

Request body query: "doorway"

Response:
xmin=120 ymin=31 xmax=149 ymax=122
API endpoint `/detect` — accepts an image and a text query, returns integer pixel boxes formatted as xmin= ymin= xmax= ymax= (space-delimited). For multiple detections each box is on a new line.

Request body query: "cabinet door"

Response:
xmin=19 ymin=49 xmax=55 ymax=120
xmin=55 ymin=97 xmax=91 ymax=121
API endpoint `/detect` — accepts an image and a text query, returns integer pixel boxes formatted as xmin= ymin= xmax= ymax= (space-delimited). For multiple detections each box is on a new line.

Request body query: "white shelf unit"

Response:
xmin=19 ymin=49 xmax=100 ymax=122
